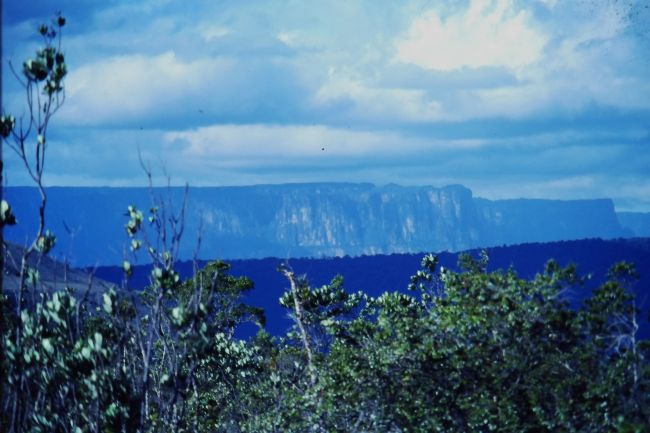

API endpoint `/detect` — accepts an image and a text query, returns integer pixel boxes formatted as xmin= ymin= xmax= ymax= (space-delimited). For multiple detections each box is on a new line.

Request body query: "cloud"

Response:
xmin=394 ymin=0 xmax=547 ymax=71
xmin=57 ymin=49 xmax=313 ymax=128
xmin=276 ymin=31 xmax=297 ymax=46
xmin=313 ymin=70 xmax=445 ymax=122
xmin=165 ymin=124 xmax=441 ymax=162
xmin=536 ymin=0 xmax=558 ymax=9
xmin=4 ymin=118 xmax=648 ymax=213
xmin=3 ymin=0 xmax=650 ymax=211
xmin=2 ymin=127 xmax=160 ymax=187
xmin=59 ymin=51 xmax=233 ymax=126
xmin=200 ymin=26 xmax=230 ymax=42
xmin=390 ymin=0 xmax=650 ymax=121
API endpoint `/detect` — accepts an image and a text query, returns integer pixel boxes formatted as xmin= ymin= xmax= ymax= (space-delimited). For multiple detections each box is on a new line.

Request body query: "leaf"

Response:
xmin=94 ymin=332 xmax=103 ymax=350
xmin=0 ymin=200 xmax=17 ymax=226
xmin=103 ymin=292 xmax=113 ymax=314
xmin=122 ymin=260 xmax=133 ymax=278
xmin=42 ymin=338 xmax=54 ymax=355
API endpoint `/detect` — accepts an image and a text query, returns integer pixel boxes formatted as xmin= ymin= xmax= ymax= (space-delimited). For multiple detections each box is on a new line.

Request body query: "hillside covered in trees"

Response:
xmin=92 ymin=237 xmax=650 ymax=339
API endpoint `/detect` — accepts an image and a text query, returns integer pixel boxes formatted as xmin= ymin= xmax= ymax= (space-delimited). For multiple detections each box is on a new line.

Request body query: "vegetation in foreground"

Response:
xmin=1 ymin=14 xmax=649 ymax=433
xmin=1 ymin=248 xmax=649 ymax=432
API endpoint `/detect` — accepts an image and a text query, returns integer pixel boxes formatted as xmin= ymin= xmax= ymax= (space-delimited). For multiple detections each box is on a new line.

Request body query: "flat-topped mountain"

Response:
xmin=4 ymin=183 xmax=636 ymax=266
xmin=618 ymin=212 xmax=650 ymax=237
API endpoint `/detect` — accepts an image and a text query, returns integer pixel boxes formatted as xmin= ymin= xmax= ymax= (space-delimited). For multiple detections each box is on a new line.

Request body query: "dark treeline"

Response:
xmin=92 ymin=237 xmax=650 ymax=338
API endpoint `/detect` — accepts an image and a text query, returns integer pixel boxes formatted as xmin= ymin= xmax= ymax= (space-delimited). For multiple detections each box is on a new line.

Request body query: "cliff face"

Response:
xmin=475 ymin=197 xmax=627 ymax=245
xmin=191 ymin=183 xmax=480 ymax=257
xmin=618 ymin=212 xmax=650 ymax=237
xmin=4 ymin=184 xmax=630 ymax=266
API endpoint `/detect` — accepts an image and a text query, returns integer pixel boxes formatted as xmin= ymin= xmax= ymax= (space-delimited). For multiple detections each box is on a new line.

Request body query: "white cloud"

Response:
xmin=165 ymin=124 xmax=438 ymax=161
xmin=60 ymin=51 xmax=234 ymax=126
xmin=276 ymin=31 xmax=296 ymax=46
xmin=394 ymin=0 xmax=547 ymax=71
xmin=154 ymin=123 xmax=499 ymax=186
xmin=464 ymin=4 xmax=650 ymax=118
xmin=201 ymin=26 xmax=230 ymax=42
xmin=314 ymin=68 xmax=445 ymax=122
xmin=389 ymin=0 xmax=650 ymax=120
xmin=536 ymin=0 xmax=558 ymax=9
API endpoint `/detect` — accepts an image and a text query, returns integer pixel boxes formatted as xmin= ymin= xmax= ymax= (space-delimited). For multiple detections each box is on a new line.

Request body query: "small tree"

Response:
xmin=0 ymin=14 xmax=267 ymax=431
xmin=1 ymin=13 xmax=67 ymax=309
xmin=0 ymin=14 xmax=70 ymax=432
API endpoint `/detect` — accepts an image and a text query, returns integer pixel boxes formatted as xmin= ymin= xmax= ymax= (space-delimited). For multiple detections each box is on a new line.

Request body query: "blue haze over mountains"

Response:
xmin=5 ymin=183 xmax=648 ymax=267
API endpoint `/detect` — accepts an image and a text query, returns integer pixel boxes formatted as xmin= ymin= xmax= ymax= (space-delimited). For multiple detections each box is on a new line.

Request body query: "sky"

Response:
xmin=2 ymin=0 xmax=650 ymax=211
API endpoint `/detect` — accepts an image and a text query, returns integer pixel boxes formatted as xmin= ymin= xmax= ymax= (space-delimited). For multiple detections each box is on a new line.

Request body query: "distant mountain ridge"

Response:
xmin=618 ymin=212 xmax=650 ymax=237
xmin=3 ymin=183 xmax=639 ymax=266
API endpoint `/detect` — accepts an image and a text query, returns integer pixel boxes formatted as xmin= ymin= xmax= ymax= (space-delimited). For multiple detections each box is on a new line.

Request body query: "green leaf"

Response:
xmin=0 ymin=199 xmax=17 ymax=226
xmin=122 ymin=260 xmax=133 ymax=278
xmin=42 ymin=338 xmax=54 ymax=355
xmin=103 ymin=292 xmax=113 ymax=314
xmin=94 ymin=332 xmax=103 ymax=350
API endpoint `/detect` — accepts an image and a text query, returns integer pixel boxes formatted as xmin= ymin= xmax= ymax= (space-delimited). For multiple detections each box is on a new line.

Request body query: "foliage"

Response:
xmin=1 ymin=13 xmax=649 ymax=433
xmin=315 ymin=254 xmax=650 ymax=432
